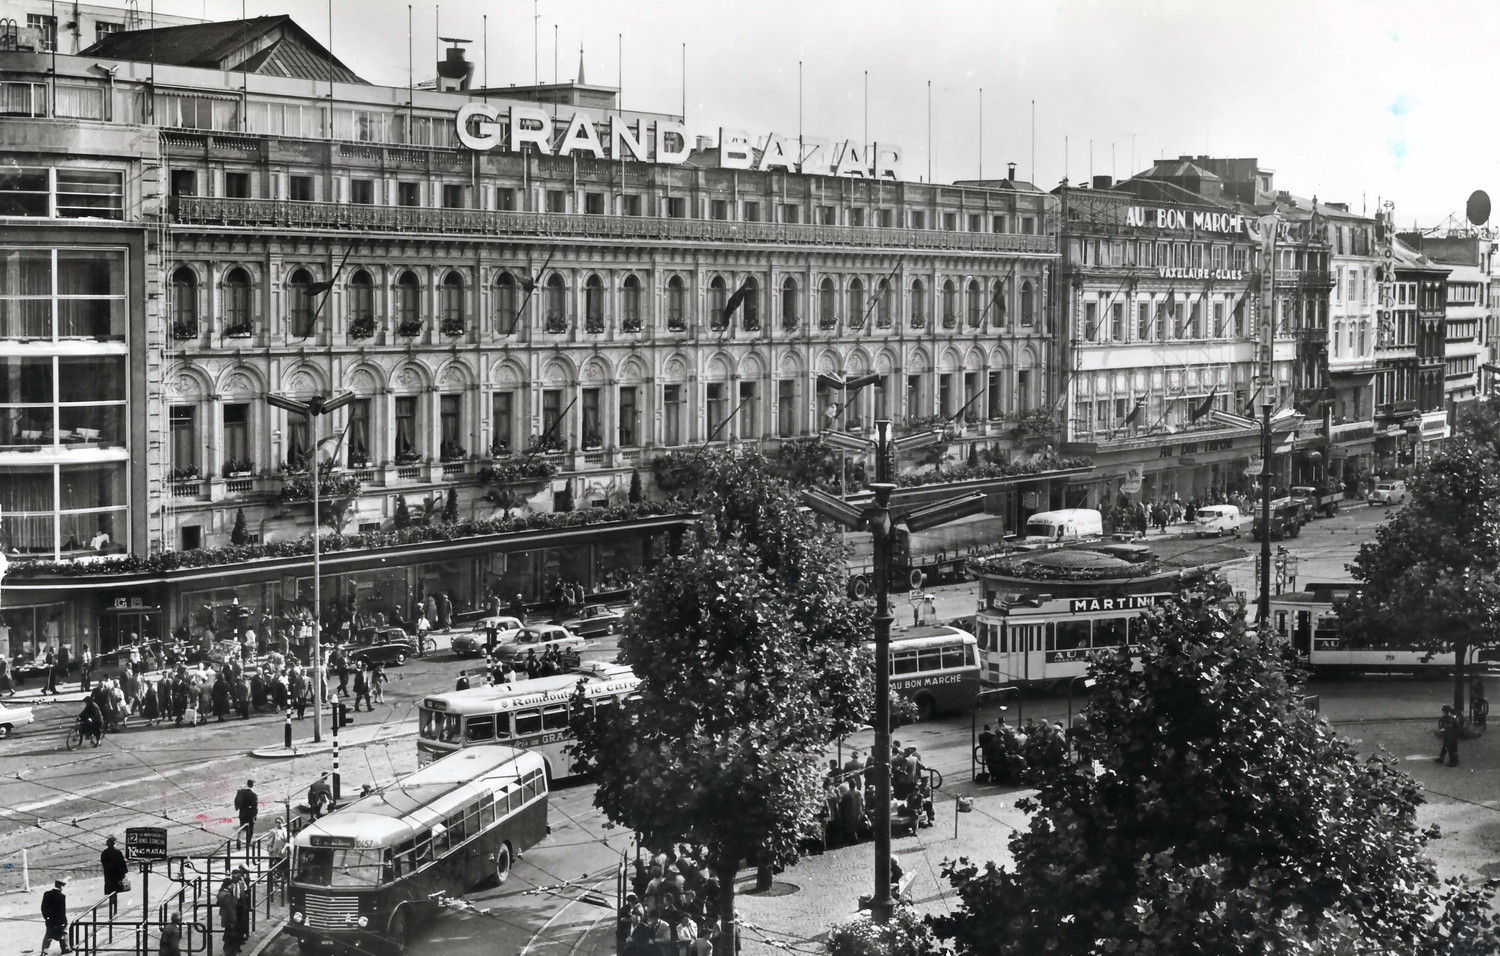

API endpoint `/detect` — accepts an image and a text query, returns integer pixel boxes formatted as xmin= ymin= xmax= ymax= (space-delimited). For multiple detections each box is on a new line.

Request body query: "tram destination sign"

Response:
xmin=124 ymin=827 xmax=168 ymax=862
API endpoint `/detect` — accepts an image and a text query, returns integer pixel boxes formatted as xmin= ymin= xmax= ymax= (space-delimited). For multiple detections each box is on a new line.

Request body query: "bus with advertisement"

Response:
xmin=876 ymin=624 xmax=982 ymax=720
xmin=285 ymin=745 xmax=548 ymax=955
xmin=416 ymin=660 xmax=640 ymax=776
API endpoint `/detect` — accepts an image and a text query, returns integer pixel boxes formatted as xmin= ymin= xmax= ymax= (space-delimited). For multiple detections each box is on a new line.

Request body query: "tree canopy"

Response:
xmin=932 ymin=583 xmax=1498 ymax=955
xmin=570 ymin=453 xmax=872 ymax=952
xmin=1339 ymin=399 xmax=1500 ymax=713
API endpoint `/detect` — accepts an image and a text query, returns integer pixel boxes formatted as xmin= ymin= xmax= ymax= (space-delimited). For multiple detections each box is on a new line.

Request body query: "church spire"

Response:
xmin=577 ymin=44 xmax=585 ymax=84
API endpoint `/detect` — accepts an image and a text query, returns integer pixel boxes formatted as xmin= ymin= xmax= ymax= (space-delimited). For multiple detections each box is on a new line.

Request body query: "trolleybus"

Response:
xmin=416 ymin=660 xmax=640 ymax=775
xmin=286 ymin=745 xmax=548 ymax=955
xmin=877 ymin=624 xmax=982 ymax=719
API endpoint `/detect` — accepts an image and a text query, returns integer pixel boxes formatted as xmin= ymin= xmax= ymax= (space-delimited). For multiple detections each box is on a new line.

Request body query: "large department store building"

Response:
xmin=0 ymin=14 xmax=1069 ymax=659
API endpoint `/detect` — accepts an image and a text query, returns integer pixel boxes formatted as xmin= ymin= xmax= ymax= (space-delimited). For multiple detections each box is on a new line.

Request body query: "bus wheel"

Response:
xmin=850 ymin=576 xmax=870 ymax=600
xmin=493 ymin=844 xmax=513 ymax=885
xmin=915 ymin=696 xmax=936 ymax=722
xmin=386 ymin=909 xmax=411 ymax=955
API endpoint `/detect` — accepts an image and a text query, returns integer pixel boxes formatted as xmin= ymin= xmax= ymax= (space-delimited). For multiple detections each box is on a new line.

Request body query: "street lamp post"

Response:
xmin=802 ymin=419 xmax=986 ymax=923
xmin=1259 ymin=401 xmax=1273 ymax=627
xmin=267 ymin=392 xmax=355 ymax=744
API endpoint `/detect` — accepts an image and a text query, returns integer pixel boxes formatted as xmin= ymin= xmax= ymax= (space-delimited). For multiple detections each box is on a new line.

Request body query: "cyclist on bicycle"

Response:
xmin=78 ymin=696 xmax=104 ymax=744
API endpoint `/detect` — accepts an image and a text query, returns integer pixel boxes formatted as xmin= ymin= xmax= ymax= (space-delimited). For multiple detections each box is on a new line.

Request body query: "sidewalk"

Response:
xmin=250 ymin=713 xmax=418 ymax=759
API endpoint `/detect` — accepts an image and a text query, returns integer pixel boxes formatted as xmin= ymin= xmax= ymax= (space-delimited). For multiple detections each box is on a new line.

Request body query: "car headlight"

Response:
xmin=356 ymin=916 xmax=369 ymax=928
xmin=292 ymin=912 xmax=305 ymax=924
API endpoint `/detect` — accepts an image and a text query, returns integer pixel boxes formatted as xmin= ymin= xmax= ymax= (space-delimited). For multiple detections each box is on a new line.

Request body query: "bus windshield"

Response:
xmin=420 ymin=711 xmax=464 ymax=743
xmin=293 ymin=847 xmax=389 ymax=888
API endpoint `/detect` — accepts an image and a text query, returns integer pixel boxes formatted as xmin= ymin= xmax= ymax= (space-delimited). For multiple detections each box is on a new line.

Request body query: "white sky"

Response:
xmin=152 ymin=0 xmax=1499 ymax=228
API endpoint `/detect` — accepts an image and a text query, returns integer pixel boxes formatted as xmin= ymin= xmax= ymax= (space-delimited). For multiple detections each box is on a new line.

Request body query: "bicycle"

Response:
xmin=66 ymin=717 xmax=102 ymax=751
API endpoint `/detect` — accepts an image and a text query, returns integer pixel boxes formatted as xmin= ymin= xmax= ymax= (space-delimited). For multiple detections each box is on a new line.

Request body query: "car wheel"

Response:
xmin=0 ymin=723 xmax=10 ymax=739
xmin=395 ymin=651 xmax=407 ymax=666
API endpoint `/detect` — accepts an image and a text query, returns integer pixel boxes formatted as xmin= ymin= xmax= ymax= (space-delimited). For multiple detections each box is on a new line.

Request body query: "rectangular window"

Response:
xmin=906 ymin=374 xmax=923 ymax=420
xmin=819 ymin=205 xmax=837 ymax=225
xmin=397 ymin=182 xmax=420 ymax=207
xmin=1016 ymin=370 xmax=1031 ymax=413
xmin=347 ymin=399 xmax=370 ymax=465
xmin=439 ymin=395 xmax=462 ymax=458
xmin=0 ymin=82 xmax=47 ymax=118
xmin=288 ymin=175 xmax=314 ymax=202
xmin=738 ymin=382 xmax=758 ymax=438
xmin=622 ymin=195 xmax=642 ymax=217
xmin=442 ymin=184 xmax=464 ymax=209
xmin=943 ymin=212 xmax=957 ymax=231
xmin=618 ymin=386 xmax=638 ymax=447
xmin=27 ymin=14 xmax=57 ymax=52
xmin=880 ymin=209 xmax=894 ymax=228
xmin=1213 ymin=301 xmax=1226 ymax=336
xmin=662 ymin=384 xmax=684 ymax=446
xmin=496 ymin=187 xmax=517 ymax=211
xmin=1084 ymin=302 xmax=1098 ymax=340
xmin=706 ymin=383 xmax=728 ymax=441
xmin=581 ymin=388 xmax=601 ymax=449
xmin=992 ymin=214 xmax=1007 ymax=233
xmin=743 ymin=201 xmax=761 ymax=222
xmin=968 ymin=214 xmax=982 ymax=232
xmin=777 ymin=380 xmax=796 ymax=438
xmin=710 ymin=199 xmax=729 ymax=220
xmin=848 ymin=208 xmax=865 ymax=226
xmin=911 ymin=210 xmax=926 ymax=229
xmin=95 ymin=20 xmax=123 ymax=43
xmin=584 ymin=192 xmax=605 ymax=215
xmin=546 ymin=190 xmax=566 ymax=213
xmin=394 ymin=396 xmax=418 ymax=459
xmin=223 ymin=403 xmax=250 ymax=468
xmin=170 ymin=406 xmax=198 ymax=473
xmin=666 ymin=197 xmax=687 ymax=218
xmin=541 ymin=389 xmax=564 ymax=448
xmin=225 ymin=172 xmax=251 ymax=199
xmin=782 ymin=204 xmax=800 ymax=224
xmin=1020 ymin=216 xmax=1035 ymax=235
xmin=56 ymin=169 xmax=124 ymax=220
xmin=491 ymin=392 xmax=514 ymax=456
xmin=988 ymin=372 xmax=1004 ymax=419
xmin=170 ymin=170 xmax=197 ymax=198
xmin=347 ymin=178 xmax=373 ymax=205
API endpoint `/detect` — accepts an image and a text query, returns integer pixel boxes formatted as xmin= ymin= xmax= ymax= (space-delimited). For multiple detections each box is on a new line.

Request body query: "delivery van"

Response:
xmin=1193 ymin=504 xmax=1241 ymax=537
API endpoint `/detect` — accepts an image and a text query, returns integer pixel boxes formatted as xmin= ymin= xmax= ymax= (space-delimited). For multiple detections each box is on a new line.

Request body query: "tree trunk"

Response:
xmin=755 ymin=862 xmax=774 ymax=892
xmin=1454 ymin=637 xmax=1470 ymax=729
xmin=713 ymin=862 xmax=737 ymax=956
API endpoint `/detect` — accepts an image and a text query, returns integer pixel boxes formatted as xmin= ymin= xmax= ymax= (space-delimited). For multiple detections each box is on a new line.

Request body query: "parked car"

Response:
xmin=1367 ymin=480 xmax=1408 ymax=507
xmin=452 ymin=616 xmax=525 ymax=658
xmin=1193 ymin=504 xmax=1241 ymax=538
xmin=492 ymin=624 xmax=585 ymax=662
xmin=0 ymin=702 xmax=36 ymax=738
xmin=343 ymin=626 xmax=417 ymax=667
xmin=550 ymin=604 xmax=625 ymax=638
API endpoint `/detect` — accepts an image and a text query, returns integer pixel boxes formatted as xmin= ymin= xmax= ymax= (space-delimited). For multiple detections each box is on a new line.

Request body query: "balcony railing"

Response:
xmin=171 ymin=197 xmax=1057 ymax=255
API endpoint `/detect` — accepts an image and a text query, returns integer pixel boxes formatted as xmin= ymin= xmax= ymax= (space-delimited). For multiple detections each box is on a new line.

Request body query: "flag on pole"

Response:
xmin=1189 ymin=385 xmax=1219 ymax=422
xmin=1241 ymin=384 xmax=1265 ymax=416
xmin=1124 ymin=395 xmax=1147 ymax=425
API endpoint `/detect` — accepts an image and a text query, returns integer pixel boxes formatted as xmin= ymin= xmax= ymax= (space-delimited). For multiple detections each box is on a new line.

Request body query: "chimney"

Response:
xmin=436 ymin=39 xmax=474 ymax=92
xmin=1092 ymin=175 xmax=1113 ymax=190
xmin=1006 ymin=162 xmax=1017 ymax=182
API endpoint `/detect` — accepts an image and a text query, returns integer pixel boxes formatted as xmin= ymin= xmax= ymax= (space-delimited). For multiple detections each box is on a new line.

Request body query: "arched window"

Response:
xmin=348 ymin=270 xmax=374 ymax=339
xmin=170 ymin=267 xmax=198 ymax=338
xmin=819 ymin=277 xmax=837 ymax=329
xmin=709 ymin=276 xmax=728 ymax=330
xmin=544 ymin=274 xmax=567 ymax=332
xmin=942 ymin=279 xmax=957 ymax=328
xmin=1020 ymin=280 xmax=1035 ymax=326
xmin=991 ymin=280 xmax=1007 ymax=327
xmin=876 ymin=278 xmax=892 ymax=328
xmin=847 ymin=278 xmax=866 ymax=329
xmin=740 ymin=277 xmax=760 ymax=330
xmin=224 ymin=267 xmax=252 ymax=336
xmin=781 ymin=277 xmax=799 ymax=330
xmin=287 ymin=268 xmax=314 ymax=337
xmin=439 ymin=272 xmax=465 ymax=334
xmin=622 ymin=275 xmax=643 ymax=331
xmin=967 ymin=280 xmax=982 ymax=328
xmin=666 ymin=276 xmax=686 ymax=331
xmin=396 ymin=271 xmax=422 ymax=334
xmin=584 ymin=274 xmax=605 ymax=332
xmin=492 ymin=272 xmax=518 ymax=334
xmin=910 ymin=279 xmax=926 ymax=328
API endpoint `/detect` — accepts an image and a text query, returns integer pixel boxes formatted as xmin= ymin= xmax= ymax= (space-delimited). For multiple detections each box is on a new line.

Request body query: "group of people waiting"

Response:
xmin=621 ymin=844 xmax=727 ymax=955
xmin=976 ymin=718 xmax=1070 ymax=786
xmin=812 ymin=741 xmax=936 ymax=852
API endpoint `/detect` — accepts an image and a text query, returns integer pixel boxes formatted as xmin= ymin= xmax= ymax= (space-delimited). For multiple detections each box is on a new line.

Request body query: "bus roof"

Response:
xmin=293 ymin=746 xmax=546 ymax=847
xmin=421 ymin=663 xmax=639 ymax=715
xmin=869 ymin=624 xmax=976 ymax=650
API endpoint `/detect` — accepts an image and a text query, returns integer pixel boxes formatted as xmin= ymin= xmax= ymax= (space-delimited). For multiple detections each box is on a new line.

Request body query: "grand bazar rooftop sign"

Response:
xmin=455 ymin=103 xmax=904 ymax=179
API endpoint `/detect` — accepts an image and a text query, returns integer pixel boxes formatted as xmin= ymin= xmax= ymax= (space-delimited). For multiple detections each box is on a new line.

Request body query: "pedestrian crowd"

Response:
xmin=808 ymin=741 xmax=936 ymax=854
xmin=621 ymin=844 xmax=727 ymax=955
xmin=454 ymin=644 xmax=580 ymax=691
xmin=975 ymin=718 xmax=1071 ymax=786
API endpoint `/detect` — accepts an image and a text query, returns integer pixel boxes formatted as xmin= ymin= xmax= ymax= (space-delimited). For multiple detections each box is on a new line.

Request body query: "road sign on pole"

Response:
xmin=124 ymin=827 xmax=167 ymax=862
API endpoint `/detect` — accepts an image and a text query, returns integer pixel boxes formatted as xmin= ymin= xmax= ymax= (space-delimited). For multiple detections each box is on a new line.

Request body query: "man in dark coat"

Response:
xmin=101 ymin=836 xmax=128 ymax=916
xmin=234 ymin=779 xmax=259 ymax=844
xmin=40 ymin=876 xmax=71 ymax=954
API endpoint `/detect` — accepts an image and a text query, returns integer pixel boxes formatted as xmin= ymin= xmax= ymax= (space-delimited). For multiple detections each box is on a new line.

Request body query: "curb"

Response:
xmin=246 ymin=917 xmax=289 ymax=956
xmin=250 ymin=727 xmax=417 ymax=759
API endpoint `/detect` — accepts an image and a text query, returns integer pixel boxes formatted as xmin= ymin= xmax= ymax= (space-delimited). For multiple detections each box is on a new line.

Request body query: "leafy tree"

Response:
xmin=229 ymin=507 xmax=248 ymax=545
xmin=932 ymin=583 xmax=1499 ymax=955
xmin=554 ymin=482 xmax=574 ymax=512
xmin=1338 ymin=434 xmax=1500 ymax=717
xmin=571 ymin=455 xmax=872 ymax=954
xmin=392 ymin=495 xmax=411 ymax=529
xmin=442 ymin=487 xmax=459 ymax=524
xmin=321 ymin=496 xmax=355 ymax=534
xmin=966 ymin=444 xmax=980 ymax=468
xmin=628 ymin=469 xmax=643 ymax=503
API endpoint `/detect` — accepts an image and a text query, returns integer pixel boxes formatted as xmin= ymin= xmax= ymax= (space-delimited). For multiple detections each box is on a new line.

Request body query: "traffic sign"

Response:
xmin=125 ymin=827 xmax=168 ymax=862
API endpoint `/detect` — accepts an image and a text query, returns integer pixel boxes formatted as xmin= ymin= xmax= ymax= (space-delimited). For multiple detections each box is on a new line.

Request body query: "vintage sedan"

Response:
xmin=343 ymin=626 xmax=417 ymax=667
xmin=550 ymin=604 xmax=625 ymax=638
xmin=492 ymin=624 xmax=585 ymax=662
xmin=0 ymin=702 xmax=36 ymax=738
xmin=451 ymin=616 xmax=525 ymax=658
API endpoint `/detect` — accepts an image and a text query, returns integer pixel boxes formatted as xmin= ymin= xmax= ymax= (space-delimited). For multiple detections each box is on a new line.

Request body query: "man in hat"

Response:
xmin=234 ymin=779 xmax=259 ymax=845
xmin=39 ymin=876 xmax=71 ymax=954
xmin=308 ymin=772 xmax=333 ymax=819
xmin=101 ymin=835 xmax=128 ymax=916
xmin=158 ymin=912 xmax=184 ymax=956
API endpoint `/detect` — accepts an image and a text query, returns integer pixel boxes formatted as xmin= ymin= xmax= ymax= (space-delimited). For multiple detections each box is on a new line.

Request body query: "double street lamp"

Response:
xmin=266 ymin=392 xmax=356 ymax=744
xmin=801 ymin=420 xmax=987 ymax=923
